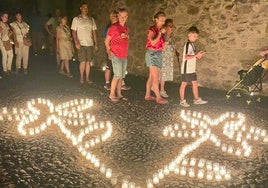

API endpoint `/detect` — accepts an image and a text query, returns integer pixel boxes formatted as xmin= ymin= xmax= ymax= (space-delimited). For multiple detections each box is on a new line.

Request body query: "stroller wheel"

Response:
xmin=236 ymin=93 xmax=241 ymax=97
xmin=226 ymin=95 xmax=231 ymax=99
xmin=246 ymin=100 xmax=252 ymax=105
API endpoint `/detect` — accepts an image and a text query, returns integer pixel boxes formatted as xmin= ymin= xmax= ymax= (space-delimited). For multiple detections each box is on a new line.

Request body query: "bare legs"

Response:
xmin=160 ymin=80 xmax=165 ymax=92
xmin=145 ymin=66 xmax=161 ymax=100
xmin=109 ymin=77 xmax=123 ymax=99
xmin=179 ymin=81 xmax=199 ymax=100
xmin=80 ymin=62 xmax=91 ymax=82
xmin=105 ymin=69 xmax=111 ymax=83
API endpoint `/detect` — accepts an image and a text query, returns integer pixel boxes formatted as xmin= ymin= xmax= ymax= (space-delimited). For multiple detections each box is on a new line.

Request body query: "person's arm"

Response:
xmin=260 ymin=49 xmax=268 ymax=57
xmin=93 ymin=29 xmax=97 ymax=51
xmin=147 ymin=28 xmax=166 ymax=46
xmin=56 ymin=27 xmax=60 ymax=54
xmin=10 ymin=25 xmax=19 ymax=48
xmin=72 ymin=30 xmax=80 ymax=50
xmin=104 ymin=35 xmax=112 ymax=59
xmin=45 ymin=18 xmax=53 ymax=36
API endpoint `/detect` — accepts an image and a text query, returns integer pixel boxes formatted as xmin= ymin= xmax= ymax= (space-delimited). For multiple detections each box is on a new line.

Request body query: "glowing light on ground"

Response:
xmin=0 ymin=103 xmax=267 ymax=188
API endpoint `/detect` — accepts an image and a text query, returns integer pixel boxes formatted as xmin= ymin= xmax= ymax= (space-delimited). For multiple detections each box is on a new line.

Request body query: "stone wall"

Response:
xmin=81 ymin=0 xmax=268 ymax=92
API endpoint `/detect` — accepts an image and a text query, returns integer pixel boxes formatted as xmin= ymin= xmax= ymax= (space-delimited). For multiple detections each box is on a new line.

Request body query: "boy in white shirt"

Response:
xmin=179 ymin=26 xmax=207 ymax=107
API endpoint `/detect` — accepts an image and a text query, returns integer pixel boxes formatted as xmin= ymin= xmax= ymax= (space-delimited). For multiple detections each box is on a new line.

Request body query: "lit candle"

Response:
xmin=227 ymin=145 xmax=233 ymax=154
xmin=129 ymin=182 xmax=135 ymax=188
xmin=225 ymin=170 xmax=231 ymax=180
xmin=206 ymin=171 xmax=213 ymax=180
xmin=190 ymin=158 xmax=196 ymax=166
xmin=180 ymin=166 xmax=186 ymax=176
xmin=147 ymin=179 xmax=153 ymax=188
xmin=206 ymin=161 xmax=213 ymax=171
xmin=189 ymin=168 xmax=195 ymax=178
xmin=213 ymin=163 xmax=220 ymax=172
xmin=164 ymin=166 xmax=170 ymax=175
xmin=221 ymin=144 xmax=227 ymax=152
xmin=191 ymin=131 xmax=196 ymax=138
xmin=198 ymin=158 xmax=205 ymax=168
xmin=182 ymin=158 xmax=188 ymax=166
xmin=197 ymin=169 xmax=204 ymax=179
xmin=153 ymin=174 xmax=159 ymax=184
xmin=177 ymin=131 xmax=182 ymax=138
xmin=122 ymin=179 xmax=129 ymax=188
xmin=105 ymin=168 xmax=112 ymax=178
xmin=215 ymin=172 xmax=222 ymax=181
xmin=158 ymin=170 xmax=164 ymax=179
xmin=174 ymin=167 xmax=180 ymax=174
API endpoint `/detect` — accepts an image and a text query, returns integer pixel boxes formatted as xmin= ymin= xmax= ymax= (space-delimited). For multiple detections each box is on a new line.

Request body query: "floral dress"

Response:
xmin=161 ymin=34 xmax=175 ymax=81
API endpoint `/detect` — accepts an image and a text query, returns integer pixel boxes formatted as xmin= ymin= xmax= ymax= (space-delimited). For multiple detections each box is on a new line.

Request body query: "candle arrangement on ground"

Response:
xmin=147 ymin=110 xmax=268 ymax=187
xmin=0 ymin=102 xmax=267 ymax=188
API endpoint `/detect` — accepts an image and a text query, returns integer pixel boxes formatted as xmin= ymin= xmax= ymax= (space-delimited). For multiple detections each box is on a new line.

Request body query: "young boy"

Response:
xmin=105 ymin=8 xmax=129 ymax=102
xmin=179 ymin=26 xmax=207 ymax=107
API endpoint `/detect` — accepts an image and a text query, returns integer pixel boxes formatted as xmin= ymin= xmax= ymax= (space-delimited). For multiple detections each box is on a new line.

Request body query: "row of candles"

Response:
xmin=0 ymin=98 xmax=118 ymax=185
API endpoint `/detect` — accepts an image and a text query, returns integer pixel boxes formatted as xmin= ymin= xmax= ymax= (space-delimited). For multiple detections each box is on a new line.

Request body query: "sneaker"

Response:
xmin=193 ymin=98 xmax=208 ymax=105
xmin=59 ymin=70 xmax=65 ymax=75
xmin=160 ymin=90 xmax=169 ymax=98
xmin=23 ymin=69 xmax=28 ymax=75
xmin=121 ymin=85 xmax=131 ymax=90
xmin=180 ymin=100 xmax=190 ymax=107
xmin=66 ymin=72 xmax=73 ymax=78
xmin=104 ymin=83 xmax=111 ymax=90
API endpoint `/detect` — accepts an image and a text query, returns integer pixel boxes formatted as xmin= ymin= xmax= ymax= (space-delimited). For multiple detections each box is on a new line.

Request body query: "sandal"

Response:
xmin=118 ymin=96 xmax=128 ymax=101
xmin=145 ymin=96 xmax=156 ymax=101
xmin=86 ymin=80 xmax=93 ymax=84
xmin=156 ymin=97 xmax=168 ymax=104
xmin=80 ymin=79 xmax=84 ymax=84
xmin=109 ymin=96 xmax=119 ymax=102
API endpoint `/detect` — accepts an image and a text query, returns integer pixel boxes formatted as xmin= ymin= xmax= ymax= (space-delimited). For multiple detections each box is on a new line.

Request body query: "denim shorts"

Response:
xmin=112 ymin=55 xmax=127 ymax=79
xmin=145 ymin=49 xmax=162 ymax=68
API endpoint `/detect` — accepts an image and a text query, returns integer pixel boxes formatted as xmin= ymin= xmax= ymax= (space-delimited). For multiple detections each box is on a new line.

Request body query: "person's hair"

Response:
xmin=117 ymin=8 xmax=128 ymax=13
xmin=59 ymin=15 xmax=68 ymax=20
xmin=188 ymin=26 xmax=199 ymax=34
xmin=153 ymin=11 xmax=165 ymax=20
xmin=0 ymin=12 xmax=8 ymax=17
xmin=80 ymin=1 xmax=88 ymax=8
xmin=15 ymin=10 xmax=23 ymax=16
xmin=164 ymin=18 xmax=173 ymax=27
xmin=110 ymin=10 xmax=118 ymax=16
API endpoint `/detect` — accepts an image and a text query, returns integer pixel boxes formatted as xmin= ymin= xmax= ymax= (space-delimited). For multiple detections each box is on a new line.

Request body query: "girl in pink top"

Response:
xmin=145 ymin=11 xmax=168 ymax=104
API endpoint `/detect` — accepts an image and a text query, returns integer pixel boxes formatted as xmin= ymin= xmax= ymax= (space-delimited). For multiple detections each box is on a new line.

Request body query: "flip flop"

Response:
xmin=86 ymin=80 xmax=93 ymax=84
xmin=109 ymin=97 xmax=119 ymax=102
xmin=145 ymin=96 xmax=156 ymax=101
xmin=118 ymin=97 xmax=128 ymax=101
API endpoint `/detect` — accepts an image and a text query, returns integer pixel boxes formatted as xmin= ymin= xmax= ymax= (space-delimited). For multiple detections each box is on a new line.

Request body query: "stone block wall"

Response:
xmin=81 ymin=0 xmax=268 ymax=92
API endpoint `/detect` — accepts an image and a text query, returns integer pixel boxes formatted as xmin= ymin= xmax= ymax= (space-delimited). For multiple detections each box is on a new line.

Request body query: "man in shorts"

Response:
xmin=71 ymin=2 xmax=97 ymax=84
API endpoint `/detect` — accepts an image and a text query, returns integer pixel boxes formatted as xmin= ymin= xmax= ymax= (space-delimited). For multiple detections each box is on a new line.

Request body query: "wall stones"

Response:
xmin=85 ymin=0 xmax=268 ymax=94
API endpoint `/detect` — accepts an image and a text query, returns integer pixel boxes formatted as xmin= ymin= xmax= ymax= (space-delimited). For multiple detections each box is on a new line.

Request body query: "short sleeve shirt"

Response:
xmin=10 ymin=21 xmax=30 ymax=43
xmin=71 ymin=15 xmax=97 ymax=47
xmin=146 ymin=25 xmax=165 ymax=50
xmin=107 ymin=23 xmax=129 ymax=58
xmin=181 ymin=41 xmax=196 ymax=74
xmin=46 ymin=17 xmax=59 ymax=34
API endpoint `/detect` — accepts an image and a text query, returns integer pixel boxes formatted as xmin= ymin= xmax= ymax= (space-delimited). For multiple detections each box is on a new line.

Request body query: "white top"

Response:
xmin=46 ymin=17 xmax=59 ymax=34
xmin=71 ymin=15 xmax=97 ymax=46
xmin=181 ymin=41 xmax=196 ymax=74
xmin=0 ymin=22 xmax=12 ymax=47
xmin=10 ymin=21 xmax=30 ymax=43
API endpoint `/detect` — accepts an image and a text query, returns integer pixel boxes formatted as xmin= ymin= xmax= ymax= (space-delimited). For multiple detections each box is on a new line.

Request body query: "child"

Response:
xmin=56 ymin=15 xmax=73 ymax=78
xmin=103 ymin=10 xmax=131 ymax=91
xmin=105 ymin=8 xmax=129 ymax=102
xmin=145 ymin=11 xmax=168 ymax=104
xmin=179 ymin=26 xmax=207 ymax=107
xmin=160 ymin=19 xmax=175 ymax=98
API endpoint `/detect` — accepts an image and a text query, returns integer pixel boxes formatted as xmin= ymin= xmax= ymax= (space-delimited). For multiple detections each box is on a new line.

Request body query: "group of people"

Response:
xmin=1 ymin=2 xmax=267 ymax=107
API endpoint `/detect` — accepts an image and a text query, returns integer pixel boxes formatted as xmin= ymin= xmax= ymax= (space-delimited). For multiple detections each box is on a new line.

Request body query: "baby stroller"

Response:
xmin=226 ymin=55 xmax=268 ymax=103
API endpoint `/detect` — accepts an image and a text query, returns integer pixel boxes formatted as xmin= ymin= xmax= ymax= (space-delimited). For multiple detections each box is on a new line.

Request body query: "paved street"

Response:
xmin=0 ymin=53 xmax=267 ymax=188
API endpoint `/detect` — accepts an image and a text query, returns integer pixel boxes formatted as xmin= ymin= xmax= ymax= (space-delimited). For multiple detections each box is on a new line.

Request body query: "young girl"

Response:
xmin=145 ymin=11 xmax=168 ymax=104
xmin=56 ymin=15 xmax=73 ymax=78
xmin=160 ymin=19 xmax=175 ymax=98
xmin=0 ymin=13 xmax=13 ymax=76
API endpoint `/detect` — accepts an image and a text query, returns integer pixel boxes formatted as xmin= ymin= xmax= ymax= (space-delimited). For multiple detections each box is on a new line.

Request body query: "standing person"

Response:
xmin=0 ymin=13 xmax=13 ymax=76
xmin=160 ymin=19 xmax=175 ymax=98
xmin=144 ymin=11 xmax=168 ymax=104
xmin=179 ymin=26 xmax=207 ymax=107
xmin=71 ymin=2 xmax=98 ymax=84
xmin=30 ymin=10 xmax=44 ymax=56
xmin=45 ymin=9 xmax=61 ymax=57
xmin=103 ymin=10 xmax=131 ymax=91
xmin=56 ymin=15 xmax=73 ymax=78
xmin=105 ymin=8 xmax=129 ymax=101
xmin=11 ymin=11 xmax=31 ymax=75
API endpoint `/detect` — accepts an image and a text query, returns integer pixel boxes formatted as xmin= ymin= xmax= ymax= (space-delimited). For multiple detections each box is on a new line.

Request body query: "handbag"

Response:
xmin=16 ymin=22 xmax=32 ymax=46
xmin=2 ymin=40 xmax=12 ymax=51
xmin=23 ymin=35 xmax=32 ymax=46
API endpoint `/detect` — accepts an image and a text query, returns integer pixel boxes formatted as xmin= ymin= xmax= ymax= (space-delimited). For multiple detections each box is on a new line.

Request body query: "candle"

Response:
xmin=235 ymin=149 xmax=242 ymax=156
xmin=215 ymin=172 xmax=222 ymax=181
xmin=221 ymin=144 xmax=227 ymax=152
xmin=189 ymin=168 xmax=195 ymax=178
xmin=206 ymin=160 xmax=213 ymax=171
xmin=227 ymin=145 xmax=233 ymax=154
xmin=197 ymin=169 xmax=204 ymax=179
xmin=225 ymin=170 xmax=231 ymax=180
xmin=220 ymin=166 xmax=226 ymax=176
xmin=191 ymin=131 xmax=196 ymax=138
xmin=122 ymin=179 xmax=129 ymax=188
xmin=174 ymin=167 xmax=180 ymax=174
xmin=105 ymin=168 xmax=112 ymax=178
xmin=164 ymin=166 xmax=170 ymax=175
xmin=182 ymin=158 xmax=188 ymax=166
xmin=190 ymin=158 xmax=196 ymax=166
xmin=198 ymin=158 xmax=206 ymax=168
xmin=147 ymin=179 xmax=153 ymax=188
xmin=153 ymin=174 xmax=159 ymax=184
xmin=158 ymin=170 xmax=164 ymax=179
xmin=207 ymin=171 xmax=213 ymax=180
xmin=180 ymin=166 xmax=186 ymax=176
xmin=177 ymin=131 xmax=182 ymax=138
xmin=213 ymin=163 xmax=220 ymax=172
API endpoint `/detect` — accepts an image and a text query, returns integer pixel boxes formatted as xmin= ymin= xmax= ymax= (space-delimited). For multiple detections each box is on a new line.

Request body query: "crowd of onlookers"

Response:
xmin=1 ymin=2 xmax=267 ymax=107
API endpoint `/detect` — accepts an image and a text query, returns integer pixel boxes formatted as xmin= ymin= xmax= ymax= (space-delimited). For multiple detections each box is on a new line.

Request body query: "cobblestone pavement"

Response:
xmin=0 ymin=53 xmax=267 ymax=188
